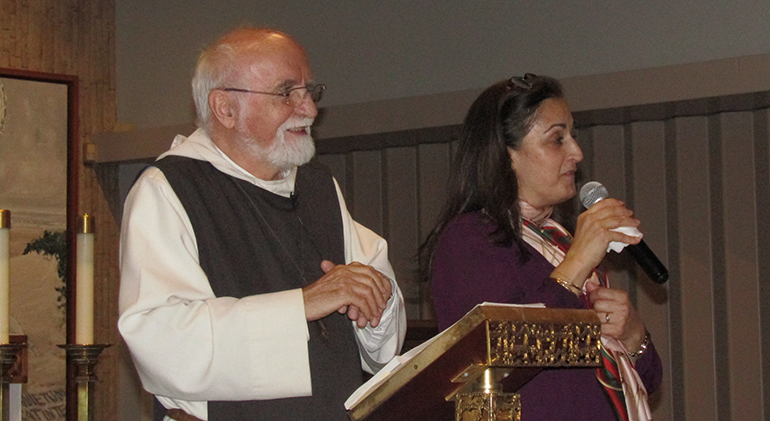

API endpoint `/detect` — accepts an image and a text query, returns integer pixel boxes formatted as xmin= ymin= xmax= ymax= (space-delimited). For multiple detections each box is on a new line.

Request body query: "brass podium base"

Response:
xmin=451 ymin=367 xmax=521 ymax=421
xmin=454 ymin=391 xmax=521 ymax=421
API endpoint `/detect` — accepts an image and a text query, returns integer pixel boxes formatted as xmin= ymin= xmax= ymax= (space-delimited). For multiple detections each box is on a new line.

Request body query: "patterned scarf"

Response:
xmin=522 ymin=218 xmax=634 ymax=421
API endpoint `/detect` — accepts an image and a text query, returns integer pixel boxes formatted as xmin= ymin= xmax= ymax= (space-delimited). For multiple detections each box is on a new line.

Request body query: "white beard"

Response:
xmin=265 ymin=117 xmax=316 ymax=171
xmin=238 ymin=116 xmax=316 ymax=172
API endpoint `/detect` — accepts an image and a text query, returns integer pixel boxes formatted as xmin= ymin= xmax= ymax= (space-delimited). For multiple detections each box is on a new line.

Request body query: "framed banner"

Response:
xmin=0 ymin=69 xmax=79 ymax=421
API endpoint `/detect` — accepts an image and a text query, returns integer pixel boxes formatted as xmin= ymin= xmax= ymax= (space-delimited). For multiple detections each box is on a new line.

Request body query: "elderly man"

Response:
xmin=118 ymin=27 xmax=406 ymax=421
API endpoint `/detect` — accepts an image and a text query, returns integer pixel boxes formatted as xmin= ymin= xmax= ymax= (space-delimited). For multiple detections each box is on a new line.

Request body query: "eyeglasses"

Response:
xmin=220 ymin=83 xmax=326 ymax=107
xmin=508 ymin=73 xmax=537 ymax=91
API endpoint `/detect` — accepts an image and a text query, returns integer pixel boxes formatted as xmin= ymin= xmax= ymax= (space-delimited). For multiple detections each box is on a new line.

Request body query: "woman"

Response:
xmin=420 ymin=74 xmax=662 ymax=421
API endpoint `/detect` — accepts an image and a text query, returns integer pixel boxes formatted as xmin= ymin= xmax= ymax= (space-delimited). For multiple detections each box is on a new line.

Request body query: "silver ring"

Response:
xmin=605 ymin=313 xmax=611 ymax=323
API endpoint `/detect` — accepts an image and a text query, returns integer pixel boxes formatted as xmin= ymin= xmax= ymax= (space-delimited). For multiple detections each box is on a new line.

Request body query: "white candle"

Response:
xmin=0 ymin=210 xmax=9 ymax=344
xmin=75 ymin=214 xmax=94 ymax=344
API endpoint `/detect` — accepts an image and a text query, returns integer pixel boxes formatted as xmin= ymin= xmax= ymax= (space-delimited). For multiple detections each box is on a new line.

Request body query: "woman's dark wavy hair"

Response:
xmin=418 ymin=74 xmax=564 ymax=284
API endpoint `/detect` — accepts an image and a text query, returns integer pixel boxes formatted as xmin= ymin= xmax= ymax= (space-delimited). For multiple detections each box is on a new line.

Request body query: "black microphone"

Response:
xmin=290 ymin=191 xmax=299 ymax=208
xmin=579 ymin=181 xmax=669 ymax=284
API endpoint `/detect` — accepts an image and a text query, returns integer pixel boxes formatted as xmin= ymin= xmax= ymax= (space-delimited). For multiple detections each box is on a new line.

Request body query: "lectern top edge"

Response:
xmin=347 ymin=304 xmax=601 ymax=421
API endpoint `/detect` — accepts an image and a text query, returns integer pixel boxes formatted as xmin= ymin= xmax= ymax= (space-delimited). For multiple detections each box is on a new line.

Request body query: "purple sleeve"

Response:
xmin=430 ymin=213 xmax=581 ymax=330
xmin=634 ymin=336 xmax=664 ymax=394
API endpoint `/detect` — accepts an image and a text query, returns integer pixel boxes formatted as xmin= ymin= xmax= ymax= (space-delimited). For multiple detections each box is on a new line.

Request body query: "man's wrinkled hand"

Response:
xmin=303 ymin=260 xmax=391 ymax=328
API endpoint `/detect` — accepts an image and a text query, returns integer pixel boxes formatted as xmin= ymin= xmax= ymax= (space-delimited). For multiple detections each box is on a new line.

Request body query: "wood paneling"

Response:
xmin=588 ymin=124 xmax=632 ymax=292
xmin=384 ymin=147 xmax=420 ymax=317
xmin=417 ymin=143 xmax=452 ymax=241
xmin=0 ymin=1 xmax=118 ymax=420
xmin=721 ymin=111 xmax=762 ymax=420
xmin=674 ymin=116 xmax=717 ymax=420
xmin=351 ymin=150 xmax=383 ymax=235
xmin=756 ymin=108 xmax=770 ymax=421
xmin=630 ymin=120 xmax=672 ymax=418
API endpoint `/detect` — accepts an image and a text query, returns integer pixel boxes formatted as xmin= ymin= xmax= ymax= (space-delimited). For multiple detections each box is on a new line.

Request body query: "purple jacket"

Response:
xmin=431 ymin=212 xmax=663 ymax=420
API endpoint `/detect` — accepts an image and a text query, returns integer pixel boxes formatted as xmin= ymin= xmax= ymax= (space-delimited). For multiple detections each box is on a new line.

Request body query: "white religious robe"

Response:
xmin=118 ymin=128 xmax=406 ymax=420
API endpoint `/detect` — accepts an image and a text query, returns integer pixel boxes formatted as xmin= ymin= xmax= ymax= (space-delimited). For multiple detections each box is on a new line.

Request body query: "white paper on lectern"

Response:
xmin=344 ymin=302 xmax=545 ymax=410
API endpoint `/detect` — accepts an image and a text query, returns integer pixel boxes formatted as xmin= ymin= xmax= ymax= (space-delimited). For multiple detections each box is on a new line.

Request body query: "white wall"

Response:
xmin=116 ymin=0 xmax=770 ymax=130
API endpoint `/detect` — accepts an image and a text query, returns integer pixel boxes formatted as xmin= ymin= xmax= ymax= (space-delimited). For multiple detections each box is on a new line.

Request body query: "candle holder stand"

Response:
xmin=0 ymin=343 xmax=24 ymax=421
xmin=58 ymin=344 xmax=111 ymax=421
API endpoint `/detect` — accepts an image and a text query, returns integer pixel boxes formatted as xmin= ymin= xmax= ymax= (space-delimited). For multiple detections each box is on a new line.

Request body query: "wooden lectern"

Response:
xmin=346 ymin=304 xmax=602 ymax=421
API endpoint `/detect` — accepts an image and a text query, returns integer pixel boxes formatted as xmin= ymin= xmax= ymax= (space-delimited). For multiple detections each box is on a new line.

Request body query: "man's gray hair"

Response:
xmin=191 ymin=28 xmax=290 ymax=132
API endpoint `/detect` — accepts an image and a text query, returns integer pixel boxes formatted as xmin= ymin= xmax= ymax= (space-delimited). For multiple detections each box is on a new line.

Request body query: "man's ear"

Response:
xmin=209 ymin=90 xmax=237 ymax=129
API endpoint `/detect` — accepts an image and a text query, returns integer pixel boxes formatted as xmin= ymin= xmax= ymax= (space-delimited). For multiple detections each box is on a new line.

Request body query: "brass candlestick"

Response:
xmin=0 ymin=343 xmax=24 ymax=421
xmin=59 ymin=344 xmax=111 ymax=421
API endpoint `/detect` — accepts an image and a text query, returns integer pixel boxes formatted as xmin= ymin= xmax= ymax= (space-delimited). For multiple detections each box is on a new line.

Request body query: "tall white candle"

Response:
xmin=0 ymin=210 xmax=9 ymax=344
xmin=75 ymin=214 xmax=94 ymax=344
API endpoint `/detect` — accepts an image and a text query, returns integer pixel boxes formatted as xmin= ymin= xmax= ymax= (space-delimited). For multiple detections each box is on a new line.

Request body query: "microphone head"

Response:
xmin=580 ymin=181 xmax=609 ymax=208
